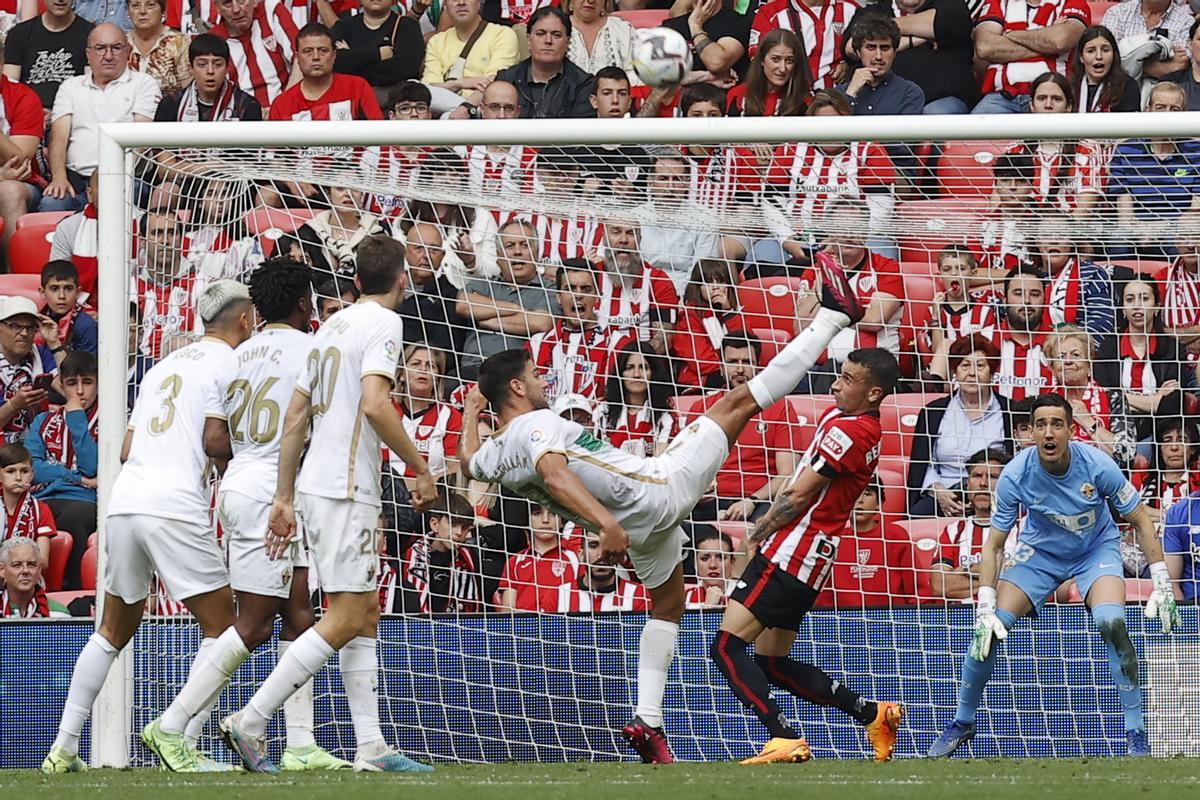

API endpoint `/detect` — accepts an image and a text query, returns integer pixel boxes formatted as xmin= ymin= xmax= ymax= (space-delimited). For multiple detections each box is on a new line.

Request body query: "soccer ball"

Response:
xmin=632 ymin=27 xmax=693 ymax=88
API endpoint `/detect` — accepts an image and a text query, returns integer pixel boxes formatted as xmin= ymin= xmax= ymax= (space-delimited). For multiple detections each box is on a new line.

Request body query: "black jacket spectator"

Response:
xmin=398 ymin=273 xmax=467 ymax=368
xmin=496 ymin=57 xmax=594 ymax=118
xmin=332 ymin=11 xmax=425 ymax=90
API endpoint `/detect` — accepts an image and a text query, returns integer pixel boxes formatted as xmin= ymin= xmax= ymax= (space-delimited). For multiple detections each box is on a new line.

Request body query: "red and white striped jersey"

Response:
xmin=937 ymin=293 xmax=1000 ymax=344
xmin=165 ymin=0 xmax=219 ymax=34
xmin=370 ymin=146 xmax=432 ymax=220
xmin=766 ymin=140 xmax=894 ymax=225
xmin=1156 ymin=260 xmax=1200 ymax=330
xmin=456 ymin=144 xmax=537 ymax=225
xmin=595 ymin=262 xmax=680 ymax=342
xmin=977 ymin=0 xmax=1090 ymax=95
xmin=1059 ymin=380 xmax=1110 ymax=444
xmin=135 ymin=270 xmax=200 ymax=359
xmin=749 ymin=0 xmax=861 ymax=89
xmin=387 ymin=401 xmax=462 ymax=479
xmin=1046 ymin=257 xmax=1088 ymax=328
xmin=985 ymin=321 xmax=1053 ymax=401
xmin=498 ymin=545 xmax=580 ymax=611
xmin=599 ymin=404 xmax=678 ymax=458
xmin=799 ymin=252 xmax=904 ymax=354
xmin=401 ymin=538 xmax=483 ymax=613
xmin=759 ymin=407 xmax=882 ymax=586
xmin=378 ymin=558 xmax=400 ymax=613
xmin=1133 ymin=469 xmax=1200 ymax=517
xmin=683 ymin=580 xmax=734 ymax=608
xmin=539 ymin=578 xmax=649 ymax=613
xmin=209 ymin=1 xmax=299 ymax=112
xmin=1024 ymin=141 xmax=1107 ymax=209
xmin=520 ymin=211 xmax=605 ymax=266
xmin=973 ymin=215 xmax=1031 ymax=273
xmin=498 ymin=0 xmax=555 ymax=24
xmin=936 ymin=516 xmax=991 ymax=569
xmin=670 ymin=307 xmax=748 ymax=389
xmin=687 ymin=146 xmax=764 ymax=215
xmin=527 ymin=321 xmax=619 ymax=401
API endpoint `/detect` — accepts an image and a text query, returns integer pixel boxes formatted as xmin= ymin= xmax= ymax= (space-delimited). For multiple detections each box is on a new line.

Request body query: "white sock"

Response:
xmin=634 ymin=619 xmax=679 ymax=729
xmin=161 ymin=628 xmax=250 ymax=737
xmin=340 ymin=636 xmax=385 ymax=750
xmin=279 ymin=641 xmax=316 ymax=749
xmin=53 ymin=633 xmax=120 ymax=755
xmin=747 ymin=307 xmax=848 ymax=408
xmin=243 ymin=628 xmax=334 ymax=738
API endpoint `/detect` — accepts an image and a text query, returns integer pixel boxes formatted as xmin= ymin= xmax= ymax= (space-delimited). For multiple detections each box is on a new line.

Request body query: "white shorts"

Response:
xmin=104 ymin=513 xmax=229 ymax=605
xmin=219 ymin=489 xmax=306 ymax=600
xmin=296 ymin=492 xmax=379 ymax=594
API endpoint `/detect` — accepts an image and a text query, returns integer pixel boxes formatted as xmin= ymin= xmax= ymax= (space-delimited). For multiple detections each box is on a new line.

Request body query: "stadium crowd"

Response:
xmin=0 ymin=0 xmax=1199 ymax=619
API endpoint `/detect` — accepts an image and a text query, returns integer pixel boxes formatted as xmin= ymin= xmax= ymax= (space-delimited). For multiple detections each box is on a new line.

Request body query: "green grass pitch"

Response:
xmin=3 ymin=760 xmax=1198 ymax=800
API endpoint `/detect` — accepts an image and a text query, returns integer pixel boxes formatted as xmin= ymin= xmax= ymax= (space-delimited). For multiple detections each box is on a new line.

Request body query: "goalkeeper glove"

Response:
xmin=969 ymin=586 xmax=1007 ymax=662
xmin=1145 ymin=562 xmax=1180 ymax=634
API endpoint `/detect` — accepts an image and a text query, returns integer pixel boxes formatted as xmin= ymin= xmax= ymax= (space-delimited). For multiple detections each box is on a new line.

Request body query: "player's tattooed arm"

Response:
xmin=747 ymin=466 xmax=831 ymax=544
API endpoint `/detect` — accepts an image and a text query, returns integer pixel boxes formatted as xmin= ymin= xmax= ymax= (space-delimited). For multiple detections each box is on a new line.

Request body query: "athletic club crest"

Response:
xmin=857 ymin=549 xmax=871 ymax=565
xmin=552 ymin=562 xmax=566 ymax=578
xmin=1080 ymin=483 xmax=1096 ymax=500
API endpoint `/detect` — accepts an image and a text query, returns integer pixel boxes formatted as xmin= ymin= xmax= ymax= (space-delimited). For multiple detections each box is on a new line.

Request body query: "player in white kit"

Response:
xmin=43 ymin=281 xmax=255 ymax=774
xmin=219 ymin=235 xmax=437 ymax=773
xmin=460 ymin=252 xmax=866 ymax=763
xmin=142 ymin=258 xmax=349 ymax=770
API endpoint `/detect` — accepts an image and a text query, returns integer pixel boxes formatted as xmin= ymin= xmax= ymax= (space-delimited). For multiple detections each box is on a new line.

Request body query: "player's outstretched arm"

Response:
xmin=534 ymin=452 xmax=628 ymax=563
xmin=362 ymin=374 xmax=435 ymax=512
xmin=1125 ymin=503 xmax=1180 ymax=634
xmin=747 ymin=466 xmax=830 ymax=544
xmin=969 ymin=527 xmax=1011 ymax=661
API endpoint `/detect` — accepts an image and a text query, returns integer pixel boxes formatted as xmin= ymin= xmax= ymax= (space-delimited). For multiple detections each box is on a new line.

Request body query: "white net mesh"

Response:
xmin=101 ymin=120 xmax=1199 ymax=765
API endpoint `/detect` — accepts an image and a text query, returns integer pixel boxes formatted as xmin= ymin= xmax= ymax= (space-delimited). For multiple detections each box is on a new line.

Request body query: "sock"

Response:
xmin=1093 ymin=603 xmax=1144 ymax=732
xmin=161 ymin=628 xmax=250 ymax=737
xmin=954 ymin=608 xmax=1017 ymax=724
xmin=711 ymin=631 xmax=798 ymax=739
xmin=243 ymin=628 xmax=335 ymax=738
xmin=756 ymin=655 xmax=877 ymax=726
xmin=279 ymin=641 xmax=317 ymax=749
xmin=747 ymin=308 xmax=847 ymax=409
xmin=633 ymin=619 xmax=679 ymax=729
xmin=53 ymin=633 xmax=120 ymax=755
xmin=341 ymin=636 xmax=385 ymax=749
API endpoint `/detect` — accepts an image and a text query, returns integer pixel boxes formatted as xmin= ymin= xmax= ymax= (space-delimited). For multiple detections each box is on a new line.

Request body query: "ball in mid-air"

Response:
xmin=632 ymin=27 xmax=693 ymax=88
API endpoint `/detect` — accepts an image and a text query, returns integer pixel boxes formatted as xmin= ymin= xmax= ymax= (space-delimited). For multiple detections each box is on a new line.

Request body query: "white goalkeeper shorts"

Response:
xmin=219 ymin=488 xmax=306 ymax=600
xmin=104 ymin=513 xmax=229 ymax=605
xmin=296 ymin=492 xmax=380 ymax=594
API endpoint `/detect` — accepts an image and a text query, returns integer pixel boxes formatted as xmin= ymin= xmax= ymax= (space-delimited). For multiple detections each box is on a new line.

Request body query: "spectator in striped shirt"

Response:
xmin=926 ymin=245 xmax=998 ymax=371
xmin=209 ymin=0 xmax=299 ymax=113
xmin=528 ymin=258 xmax=617 ymax=403
xmin=401 ymin=491 xmax=483 ymax=614
xmin=985 ymin=265 xmax=1055 ymax=402
xmin=929 ymin=447 xmax=1009 ymax=601
xmin=749 ymin=0 xmax=859 ymax=90
xmin=1010 ymin=395 xmax=1035 ymax=450
xmin=1131 ymin=418 xmax=1199 ymax=524
xmin=975 ymin=149 xmax=1038 ymax=275
xmin=597 ymin=340 xmax=676 ymax=458
xmin=596 ymin=217 xmax=679 ymax=354
xmin=538 ymin=527 xmax=649 ymax=613
xmin=1156 ymin=210 xmax=1200 ymax=355
xmin=391 ymin=343 xmax=464 ymax=489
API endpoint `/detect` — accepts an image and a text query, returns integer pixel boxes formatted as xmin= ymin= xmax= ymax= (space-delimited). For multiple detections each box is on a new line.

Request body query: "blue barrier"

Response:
xmin=2 ymin=605 xmax=1194 ymax=769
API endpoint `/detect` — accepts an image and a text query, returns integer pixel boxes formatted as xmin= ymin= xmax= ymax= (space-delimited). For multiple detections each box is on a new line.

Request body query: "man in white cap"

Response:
xmin=43 ymin=279 xmax=254 ymax=774
xmin=0 ymin=295 xmax=58 ymax=443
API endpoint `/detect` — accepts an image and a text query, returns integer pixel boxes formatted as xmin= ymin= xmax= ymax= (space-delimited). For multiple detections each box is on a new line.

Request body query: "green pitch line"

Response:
xmin=3 ymin=760 xmax=1198 ymax=800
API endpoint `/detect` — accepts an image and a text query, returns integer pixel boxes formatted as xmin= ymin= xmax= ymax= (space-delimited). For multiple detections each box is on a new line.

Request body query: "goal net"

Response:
xmin=87 ymin=114 xmax=1200 ymax=767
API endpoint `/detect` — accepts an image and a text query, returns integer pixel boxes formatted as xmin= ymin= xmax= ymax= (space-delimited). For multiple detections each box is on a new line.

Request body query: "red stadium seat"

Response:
xmin=894 ymin=518 xmax=946 ymax=599
xmin=8 ymin=223 xmax=57 ymax=275
xmin=45 ymin=531 xmax=73 ymax=591
xmin=48 ymin=589 xmax=92 ymax=609
xmin=879 ymin=393 xmax=929 ymax=458
xmin=1087 ymin=1 xmax=1115 ymax=23
xmin=244 ymin=208 xmax=315 ymax=258
xmin=715 ymin=520 xmax=751 ymax=551
xmin=0 ymin=273 xmax=45 ymax=304
xmin=876 ymin=467 xmax=907 ymax=518
xmin=897 ymin=275 xmax=936 ymax=377
xmin=80 ymin=546 xmax=97 ymax=591
xmin=739 ymin=278 xmax=801 ymax=333
xmin=894 ymin=197 xmax=986 ymax=263
xmin=670 ymin=394 xmax=706 ymax=422
xmin=752 ymin=327 xmax=790 ymax=366
xmin=16 ymin=211 xmax=71 ymax=231
xmin=936 ymin=140 xmax=1008 ymax=199
xmin=613 ymin=9 xmax=669 ymax=28
xmin=1124 ymin=579 xmax=1154 ymax=602
xmin=899 ymin=260 xmax=937 ymax=278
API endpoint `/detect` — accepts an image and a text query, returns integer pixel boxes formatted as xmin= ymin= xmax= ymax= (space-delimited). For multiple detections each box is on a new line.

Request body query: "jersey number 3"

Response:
xmin=148 ymin=375 xmax=182 ymax=434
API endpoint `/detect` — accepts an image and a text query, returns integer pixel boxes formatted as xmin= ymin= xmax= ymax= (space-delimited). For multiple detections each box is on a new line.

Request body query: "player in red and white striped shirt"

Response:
xmin=595 ymin=220 xmax=680 ymax=350
xmin=210 ymin=0 xmax=301 ymax=112
xmin=984 ymin=264 xmax=1054 ymax=402
xmin=496 ymin=505 xmax=580 ymax=612
xmin=711 ymin=349 xmax=904 ymax=764
xmin=750 ymin=0 xmax=860 ymax=89
xmin=683 ymin=528 xmax=736 ymax=609
xmin=539 ymin=530 xmax=650 ymax=613
xmin=930 ymin=449 xmax=1009 ymax=601
xmin=528 ymin=260 xmax=620 ymax=403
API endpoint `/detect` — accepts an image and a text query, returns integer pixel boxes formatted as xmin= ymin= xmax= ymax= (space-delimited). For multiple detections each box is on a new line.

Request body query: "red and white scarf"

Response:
xmin=2 ymin=492 xmax=42 ymax=542
xmin=39 ymin=404 xmax=98 ymax=472
xmin=0 ymin=587 xmax=48 ymax=618
xmin=1047 ymin=257 xmax=1082 ymax=327
xmin=176 ymin=79 xmax=238 ymax=123
xmin=71 ymin=204 xmax=98 ymax=301
xmin=499 ymin=0 xmax=553 ymax=24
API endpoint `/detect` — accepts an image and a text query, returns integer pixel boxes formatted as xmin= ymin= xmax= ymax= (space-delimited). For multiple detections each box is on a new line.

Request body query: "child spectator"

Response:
xmin=38 ymin=260 xmax=98 ymax=357
xmin=926 ymin=246 xmax=998 ymax=368
xmin=929 ymin=448 xmax=1010 ymax=601
xmin=0 ymin=536 xmax=67 ymax=617
xmin=496 ymin=504 xmax=579 ymax=612
xmin=818 ymin=482 xmax=917 ymax=608
xmin=539 ymin=528 xmax=649 ymax=613
xmin=401 ymin=492 xmax=484 ymax=614
xmin=1010 ymin=396 xmax=1036 ymax=451
xmin=683 ymin=526 xmax=736 ymax=609
xmin=25 ymin=351 xmax=96 ymax=590
xmin=0 ymin=443 xmax=57 ymax=569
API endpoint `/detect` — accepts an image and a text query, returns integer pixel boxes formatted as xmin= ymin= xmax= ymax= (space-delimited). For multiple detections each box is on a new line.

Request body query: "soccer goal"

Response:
xmin=82 ymin=111 xmax=1200 ymax=769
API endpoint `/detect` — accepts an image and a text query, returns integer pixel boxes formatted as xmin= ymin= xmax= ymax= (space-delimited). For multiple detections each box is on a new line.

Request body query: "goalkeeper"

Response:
xmin=929 ymin=393 xmax=1179 ymax=759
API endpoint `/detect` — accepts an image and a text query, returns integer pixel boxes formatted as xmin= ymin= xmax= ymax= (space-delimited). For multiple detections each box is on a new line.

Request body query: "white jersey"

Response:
xmin=220 ymin=326 xmax=313 ymax=503
xmin=110 ymin=337 xmax=235 ymax=522
xmin=296 ymin=301 xmax=404 ymax=505
xmin=470 ymin=409 xmax=669 ymax=539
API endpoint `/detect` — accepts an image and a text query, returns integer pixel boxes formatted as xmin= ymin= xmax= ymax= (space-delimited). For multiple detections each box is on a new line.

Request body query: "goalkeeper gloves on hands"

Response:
xmin=1145 ymin=562 xmax=1180 ymax=634
xmin=969 ymin=586 xmax=1007 ymax=662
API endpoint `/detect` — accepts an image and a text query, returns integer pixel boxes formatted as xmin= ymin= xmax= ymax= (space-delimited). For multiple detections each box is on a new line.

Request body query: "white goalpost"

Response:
xmin=88 ymin=113 xmax=1200 ymax=767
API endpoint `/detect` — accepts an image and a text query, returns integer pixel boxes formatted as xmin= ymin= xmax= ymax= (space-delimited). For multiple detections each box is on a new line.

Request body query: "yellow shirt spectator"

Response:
xmin=422 ymin=23 xmax=520 ymax=97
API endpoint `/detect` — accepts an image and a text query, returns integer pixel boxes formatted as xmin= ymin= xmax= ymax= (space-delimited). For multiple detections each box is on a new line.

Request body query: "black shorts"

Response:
xmin=729 ymin=552 xmax=820 ymax=632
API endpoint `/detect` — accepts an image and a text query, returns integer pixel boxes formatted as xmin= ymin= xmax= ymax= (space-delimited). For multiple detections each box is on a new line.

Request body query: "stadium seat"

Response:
xmin=936 ymin=140 xmax=1008 ymax=199
xmin=16 ymin=211 xmax=71 ymax=231
xmin=1124 ymin=578 xmax=1154 ymax=602
xmin=894 ymin=197 xmax=986 ymax=262
xmin=45 ymin=531 xmax=73 ymax=591
xmin=783 ymin=394 xmax=835 ymax=452
xmin=752 ymin=327 xmax=790 ymax=365
xmin=739 ymin=277 xmax=801 ymax=333
xmin=715 ymin=520 xmax=750 ymax=551
xmin=894 ymin=518 xmax=946 ymax=599
xmin=244 ymin=207 xmax=315 ymax=258
xmin=613 ymin=9 xmax=669 ymax=28
xmin=47 ymin=589 xmax=92 ymax=609
xmin=878 ymin=393 xmax=930 ymax=458
xmin=1100 ymin=258 xmax=1169 ymax=276
xmin=670 ymin=394 xmax=706 ymax=423
xmin=897 ymin=275 xmax=936 ymax=377
xmin=8 ymin=223 xmax=57 ymax=275
xmin=1087 ymin=1 xmax=1115 ymax=22
xmin=80 ymin=546 xmax=97 ymax=591
xmin=876 ymin=467 xmax=906 ymax=517
xmin=0 ymin=273 xmax=44 ymax=304
xmin=899 ymin=260 xmax=937 ymax=279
